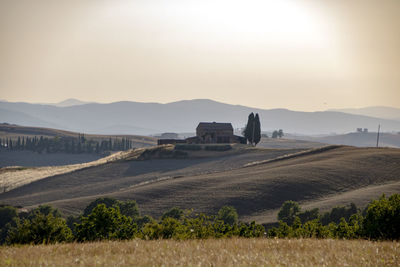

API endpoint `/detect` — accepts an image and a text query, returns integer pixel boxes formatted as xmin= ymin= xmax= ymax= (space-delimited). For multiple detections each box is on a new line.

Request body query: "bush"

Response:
xmin=162 ymin=207 xmax=184 ymax=221
xmin=218 ymin=206 xmax=238 ymax=225
xmin=118 ymin=200 xmax=140 ymax=219
xmin=363 ymin=194 xmax=400 ymax=240
xmin=83 ymin=197 xmax=119 ymax=217
xmin=0 ymin=206 xmax=18 ymax=230
xmin=298 ymin=208 xmax=319 ymax=223
xmin=204 ymin=145 xmax=232 ymax=151
xmin=320 ymin=203 xmax=358 ymax=225
xmin=83 ymin=198 xmax=139 ymax=219
xmin=175 ymin=144 xmax=202 ymax=151
xmin=277 ymin=201 xmax=300 ymax=225
xmin=7 ymin=211 xmax=72 ymax=245
xmin=75 ymin=204 xmax=137 ymax=242
xmin=0 ymin=206 xmax=19 ymax=244
xmin=135 ymin=215 xmax=155 ymax=230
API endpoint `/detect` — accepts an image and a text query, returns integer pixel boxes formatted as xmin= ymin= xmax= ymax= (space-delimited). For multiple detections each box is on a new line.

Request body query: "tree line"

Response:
xmin=0 ymin=194 xmax=399 ymax=245
xmin=268 ymin=194 xmax=400 ymax=239
xmin=0 ymin=134 xmax=133 ymax=154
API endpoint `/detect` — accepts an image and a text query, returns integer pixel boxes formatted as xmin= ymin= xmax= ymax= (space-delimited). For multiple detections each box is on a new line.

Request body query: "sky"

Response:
xmin=0 ymin=0 xmax=399 ymax=111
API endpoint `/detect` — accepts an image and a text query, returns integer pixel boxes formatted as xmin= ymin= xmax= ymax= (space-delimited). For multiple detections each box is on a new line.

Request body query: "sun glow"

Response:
xmin=100 ymin=0 xmax=331 ymax=48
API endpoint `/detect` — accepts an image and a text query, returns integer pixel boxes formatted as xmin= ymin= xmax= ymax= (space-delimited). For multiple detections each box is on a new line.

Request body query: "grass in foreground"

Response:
xmin=1 ymin=238 xmax=399 ymax=266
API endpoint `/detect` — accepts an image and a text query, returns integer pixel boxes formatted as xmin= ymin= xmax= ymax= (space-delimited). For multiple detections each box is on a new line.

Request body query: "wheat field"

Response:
xmin=1 ymin=238 xmax=399 ymax=266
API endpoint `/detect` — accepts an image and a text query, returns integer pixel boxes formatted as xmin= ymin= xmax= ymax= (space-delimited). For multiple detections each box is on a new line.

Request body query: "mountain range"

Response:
xmin=1 ymin=99 xmax=400 ymax=135
xmin=329 ymin=106 xmax=400 ymax=121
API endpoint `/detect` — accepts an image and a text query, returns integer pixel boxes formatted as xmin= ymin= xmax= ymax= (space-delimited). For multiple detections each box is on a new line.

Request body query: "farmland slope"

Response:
xmin=0 ymin=146 xmax=399 ymax=223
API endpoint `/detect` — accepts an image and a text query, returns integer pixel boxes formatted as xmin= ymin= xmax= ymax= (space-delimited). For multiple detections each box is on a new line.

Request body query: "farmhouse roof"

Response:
xmin=196 ymin=122 xmax=233 ymax=131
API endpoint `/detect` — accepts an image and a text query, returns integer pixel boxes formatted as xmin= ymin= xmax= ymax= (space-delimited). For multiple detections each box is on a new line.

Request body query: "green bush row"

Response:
xmin=1 ymin=194 xmax=399 ymax=245
xmin=270 ymin=194 xmax=400 ymax=240
xmin=0 ymin=202 xmax=263 ymax=244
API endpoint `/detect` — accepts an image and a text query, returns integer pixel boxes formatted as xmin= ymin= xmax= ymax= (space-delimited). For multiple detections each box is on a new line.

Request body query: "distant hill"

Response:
xmin=330 ymin=106 xmax=400 ymax=121
xmin=293 ymin=132 xmax=400 ymax=148
xmin=52 ymin=98 xmax=91 ymax=107
xmin=1 ymin=99 xmax=400 ymax=135
xmin=0 ymin=124 xmax=157 ymax=167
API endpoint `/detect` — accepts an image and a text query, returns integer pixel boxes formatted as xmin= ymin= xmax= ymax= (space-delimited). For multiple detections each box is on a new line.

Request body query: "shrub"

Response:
xmin=0 ymin=206 xmax=19 ymax=244
xmin=118 ymin=200 xmax=140 ymax=219
xmin=218 ymin=206 xmax=238 ymax=225
xmin=83 ymin=197 xmax=119 ymax=217
xmin=175 ymin=144 xmax=202 ymax=151
xmin=0 ymin=206 xmax=18 ymax=230
xmin=320 ymin=203 xmax=358 ymax=225
xmin=277 ymin=201 xmax=300 ymax=225
xmin=162 ymin=207 xmax=184 ymax=221
xmin=7 ymin=211 xmax=72 ymax=245
xmin=75 ymin=204 xmax=137 ymax=242
xmin=204 ymin=145 xmax=232 ymax=151
xmin=83 ymin=198 xmax=140 ymax=219
xmin=363 ymin=194 xmax=400 ymax=240
xmin=298 ymin=208 xmax=319 ymax=223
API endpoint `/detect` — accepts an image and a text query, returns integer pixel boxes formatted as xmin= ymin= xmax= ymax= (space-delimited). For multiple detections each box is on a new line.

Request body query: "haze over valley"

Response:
xmin=1 ymin=1 xmax=400 ymax=264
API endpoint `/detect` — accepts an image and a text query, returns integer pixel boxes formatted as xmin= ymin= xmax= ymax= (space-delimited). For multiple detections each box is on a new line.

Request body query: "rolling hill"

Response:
xmin=1 ymin=99 xmax=400 ymax=135
xmin=0 ymin=124 xmax=157 ymax=167
xmin=0 ymin=144 xmax=399 ymax=224
xmin=292 ymin=132 xmax=400 ymax=148
xmin=330 ymin=106 xmax=400 ymax=121
xmin=0 ymin=123 xmax=156 ymax=146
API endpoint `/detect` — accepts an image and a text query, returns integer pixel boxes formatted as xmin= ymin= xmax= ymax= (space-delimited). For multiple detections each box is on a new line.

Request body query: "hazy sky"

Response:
xmin=1 ymin=0 xmax=399 ymax=111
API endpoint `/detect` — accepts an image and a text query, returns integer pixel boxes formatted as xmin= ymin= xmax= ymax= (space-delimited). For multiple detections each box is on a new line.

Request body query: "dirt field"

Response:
xmin=0 ymin=151 xmax=104 ymax=167
xmin=257 ymin=137 xmax=326 ymax=149
xmin=1 ymin=145 xmax=399 ymax=222
xmin=1 ymin=238 xmax=399 ymax=266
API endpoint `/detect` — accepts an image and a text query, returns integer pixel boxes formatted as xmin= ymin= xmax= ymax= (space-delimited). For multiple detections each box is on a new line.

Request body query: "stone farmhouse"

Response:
xmin=157 ymin=122 xmax=246 ymax=145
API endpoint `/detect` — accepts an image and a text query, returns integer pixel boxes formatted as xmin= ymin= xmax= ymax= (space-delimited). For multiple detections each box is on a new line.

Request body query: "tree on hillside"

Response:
xmin=75 ymin=204 xmax=137 ymax=241
xmin=162 ymin=207 xmax=184 ymax=221
xmin=218 ymin=206 xmax=238 ymax=225
xmin=83 ymin=197 xmax=119 ymax=217
xmin=254 ymin=113 xmax=261 ymax=146
xmin=278 ymin=129 xmax=284 ymax=138
xmin=118 ymin=200 xmax=140 ymax=219
xmin=243 ymin=113 xmax=255 ymax=145
xmin=272 ymin=130 xmax=279 ymax=138
xmin=278 ymin=200 xmax=301 ymax=225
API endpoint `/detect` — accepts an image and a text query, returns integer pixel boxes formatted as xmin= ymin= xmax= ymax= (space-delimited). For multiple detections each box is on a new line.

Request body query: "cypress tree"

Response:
xmin=243 ymin=112 xmax=255 ymax=145
xmin=254 ymin=113 xmax=261 ymax=146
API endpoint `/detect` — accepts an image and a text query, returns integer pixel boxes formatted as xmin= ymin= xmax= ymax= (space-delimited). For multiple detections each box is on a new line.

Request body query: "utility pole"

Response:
xmin=376 ymin=124 xmax=380 ymax=148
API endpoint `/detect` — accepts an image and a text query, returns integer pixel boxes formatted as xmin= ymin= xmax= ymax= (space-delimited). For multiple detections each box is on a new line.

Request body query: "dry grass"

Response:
xmin=0 ymin=149 xmax=137 ymax=192
xmin=0 ymin=144 xmax=254 ymax=193
xmin=1 ymin=238 xmax=399 ymax=266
